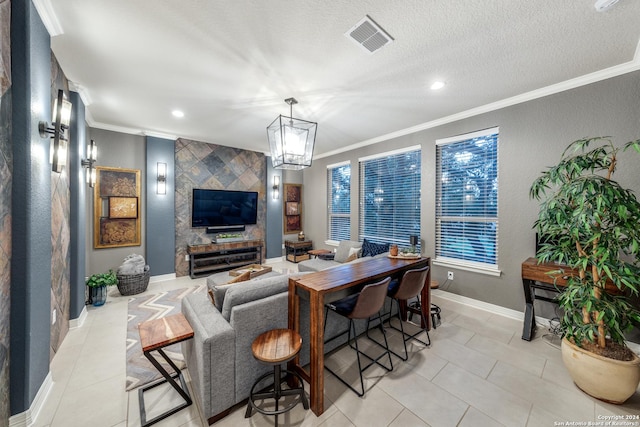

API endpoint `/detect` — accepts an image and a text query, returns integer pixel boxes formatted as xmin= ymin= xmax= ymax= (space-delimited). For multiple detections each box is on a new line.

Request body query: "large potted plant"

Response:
xmin=530 ymin=136 xmax=640 ymax=403
xmin=86 ymin=270 xmax=118 ymax=307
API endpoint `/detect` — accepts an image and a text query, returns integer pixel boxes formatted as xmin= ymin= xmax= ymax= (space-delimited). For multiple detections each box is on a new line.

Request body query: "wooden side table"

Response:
xmin=138 ymin=313 xmax=194 ymax=427
xmin=285 ymin=240 xmax=313 ymax=263
xmin=307 ymin=249 xmax=331 ymax=259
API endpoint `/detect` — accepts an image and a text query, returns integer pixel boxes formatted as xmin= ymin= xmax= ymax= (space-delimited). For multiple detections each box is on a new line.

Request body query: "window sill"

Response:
xmin=433 ymin=258 xmax=502 ymax=277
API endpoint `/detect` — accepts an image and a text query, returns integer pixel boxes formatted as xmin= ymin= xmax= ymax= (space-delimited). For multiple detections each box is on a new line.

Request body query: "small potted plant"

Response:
xmin=530 ymin=136 xmax=640 ymax=403
xmin=86 ymin=270 xmax=118 ymax=306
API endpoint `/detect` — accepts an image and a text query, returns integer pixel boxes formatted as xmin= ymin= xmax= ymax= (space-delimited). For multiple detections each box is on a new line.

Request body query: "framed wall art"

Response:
xmin=283 ymin=183 xmax=302 ymax=234
xmin=94 ymin=166 xmax=141 ymax=248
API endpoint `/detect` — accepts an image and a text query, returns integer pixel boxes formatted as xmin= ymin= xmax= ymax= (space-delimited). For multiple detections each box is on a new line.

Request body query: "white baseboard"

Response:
xmin=264 ymin=256 xmax=285 ymax=264
xmin=9 ymin=372 xmax=53 ymax=427
xmin=149 ymin=273 xmax=176 ymax=283
xmin=69 ymin=306 xmax=87 ymax=329
xmin=432 ymin=289 xmax=552 ymax=329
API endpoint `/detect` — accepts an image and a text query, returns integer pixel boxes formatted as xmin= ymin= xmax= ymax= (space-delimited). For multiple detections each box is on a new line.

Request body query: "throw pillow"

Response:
xmin=361 ymin=238 xmax=389 ymax=257
xmin=345 ymin=247 xmax=360 ymax=262
xmin=212 ymin=270 xmax=252 ymax=311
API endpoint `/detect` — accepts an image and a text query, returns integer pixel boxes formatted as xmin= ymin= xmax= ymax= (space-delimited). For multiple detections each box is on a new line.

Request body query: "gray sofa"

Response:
xmin=298 ymin=240 xmax=363 ymax=272
xmin=181 ymin=268 xmax=392 ymax=424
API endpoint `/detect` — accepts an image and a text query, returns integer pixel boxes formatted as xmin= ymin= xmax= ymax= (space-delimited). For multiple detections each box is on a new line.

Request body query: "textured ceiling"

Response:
xmin=46 ymin=0 xmax=640 ymax=157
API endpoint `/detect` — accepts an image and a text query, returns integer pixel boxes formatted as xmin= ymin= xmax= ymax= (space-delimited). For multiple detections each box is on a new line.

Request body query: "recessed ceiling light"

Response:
xmin=430 ymin=81 xmax=446 ymax=91
xmin=172 ymin=110 xmax=184 ymax=118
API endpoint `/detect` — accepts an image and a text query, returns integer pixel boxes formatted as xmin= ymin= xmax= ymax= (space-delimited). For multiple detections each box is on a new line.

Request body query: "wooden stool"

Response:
xmin=245 ymin=329 xmax=308 ymax=424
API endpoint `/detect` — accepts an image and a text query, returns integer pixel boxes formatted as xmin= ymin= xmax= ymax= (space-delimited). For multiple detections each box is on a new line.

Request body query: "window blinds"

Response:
xmin=435 ymin=128 xmax=499 ymax=268
xmin=358 ymin=147 xmax=421 ymax=247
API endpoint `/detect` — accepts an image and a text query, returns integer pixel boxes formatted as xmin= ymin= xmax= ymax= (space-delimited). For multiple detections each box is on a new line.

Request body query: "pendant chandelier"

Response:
xmin=267 ymin=97 xmax=317 ymax=170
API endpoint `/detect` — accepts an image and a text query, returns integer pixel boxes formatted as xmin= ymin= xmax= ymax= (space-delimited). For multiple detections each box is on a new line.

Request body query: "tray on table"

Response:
xmin=228 ymin=264 xmax=272 ymax=279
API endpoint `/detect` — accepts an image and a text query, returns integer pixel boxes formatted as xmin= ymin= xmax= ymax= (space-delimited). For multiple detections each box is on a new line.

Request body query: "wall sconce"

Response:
xmin=81 ymin=139 xmax=97 ymax=187
xmin=272 ymin=175 xmax=280 ymax=199
xmin=157 ymin=162 xmax=167 ymax=195
xmin=40 ymin=89 xmax=72 ymax=173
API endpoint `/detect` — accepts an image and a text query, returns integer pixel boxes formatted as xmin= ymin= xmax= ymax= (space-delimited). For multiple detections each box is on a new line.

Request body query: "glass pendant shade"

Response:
xmin=267 ymin=115 xmax=317 ymax=170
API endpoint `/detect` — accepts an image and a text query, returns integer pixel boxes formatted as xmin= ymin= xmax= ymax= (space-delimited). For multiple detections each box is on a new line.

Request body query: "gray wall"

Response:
xmin=265 ymin=157 xmax=283 ymax=259
xmin=302 ymin=70 xmax=640 ymax=314
xmin=145 ymin=136 xmax=175 ymax=275
xmin=68 ymin=91 xmax=88 ymax=319
xmin=9 ymin=0 xmax=52 ymax=414
xmin=86 ymin=128 xmax=146 ymax=275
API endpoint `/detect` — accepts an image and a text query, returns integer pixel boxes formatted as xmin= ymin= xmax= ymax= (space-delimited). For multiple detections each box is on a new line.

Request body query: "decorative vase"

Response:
xmin=91 ymin=285 xmax=108 ymax=307
xmin=561 ymin=337 xmax=640 ymax=404
xmin=390 ymin=244 xmax=399 ymax=256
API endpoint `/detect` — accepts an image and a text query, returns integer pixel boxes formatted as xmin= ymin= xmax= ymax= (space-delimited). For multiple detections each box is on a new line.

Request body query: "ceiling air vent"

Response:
xmin=345 ymin=15 xmax=394 ymax=54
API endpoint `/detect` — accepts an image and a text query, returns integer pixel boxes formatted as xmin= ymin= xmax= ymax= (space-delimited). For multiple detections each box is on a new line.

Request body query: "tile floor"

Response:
xmin=31 ymin=259 xmax=640 ymax=427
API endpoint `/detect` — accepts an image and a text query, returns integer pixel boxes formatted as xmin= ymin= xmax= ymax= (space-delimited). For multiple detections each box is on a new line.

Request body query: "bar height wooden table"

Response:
xmin=288 ymin=256 xmax=431 ymax=416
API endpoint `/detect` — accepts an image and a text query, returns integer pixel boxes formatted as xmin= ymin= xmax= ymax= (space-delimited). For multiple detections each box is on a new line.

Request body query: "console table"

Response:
xmin=288 ymin=256 xmax=431 ymax=416
xmin=187 ymin=240 xmax=263 ymax=278
xmin=521 ymin=257 xmax=619 ymax=341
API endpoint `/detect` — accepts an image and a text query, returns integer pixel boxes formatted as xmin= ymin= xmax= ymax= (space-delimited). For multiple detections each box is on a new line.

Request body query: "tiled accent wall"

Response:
xmin=49 ymin=54 xmax=71 ymax=359
xmin=174 ymin=138 xmax=266 ymax=277
xmin=0 ymin=0 xmax=11 ymax=422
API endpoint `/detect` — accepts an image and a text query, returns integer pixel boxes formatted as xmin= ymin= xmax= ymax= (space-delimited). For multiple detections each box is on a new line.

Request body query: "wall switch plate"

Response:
xmin=52 ymin=309 xmax=56 ymax=325
xmin=447 ymin=271 xmax=454 ymax=280
xmin=185 ymin=254 xmax=189 ymax=261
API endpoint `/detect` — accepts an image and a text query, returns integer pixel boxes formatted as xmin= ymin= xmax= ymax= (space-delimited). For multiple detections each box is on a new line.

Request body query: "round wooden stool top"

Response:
xmin=252 ymin=329 xmax=302 ymax=365
xmin=430 ymin=280 xmax=439 ymax=289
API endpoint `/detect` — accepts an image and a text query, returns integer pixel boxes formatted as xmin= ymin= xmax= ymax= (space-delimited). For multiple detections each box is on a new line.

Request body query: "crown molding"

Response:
xmin=32 ymin=0 xmax=63 ymax=37
xmin=316 ymin=43 xmax=640 ymax=160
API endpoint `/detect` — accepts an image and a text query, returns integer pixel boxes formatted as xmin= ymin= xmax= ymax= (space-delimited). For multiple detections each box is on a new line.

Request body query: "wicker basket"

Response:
xmin=116 ymin=269 xmax=150 ymax=296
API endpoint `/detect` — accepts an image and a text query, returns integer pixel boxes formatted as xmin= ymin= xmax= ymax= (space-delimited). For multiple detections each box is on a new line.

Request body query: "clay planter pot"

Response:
xmin=561 ymin=337 xmax=640 ymax=404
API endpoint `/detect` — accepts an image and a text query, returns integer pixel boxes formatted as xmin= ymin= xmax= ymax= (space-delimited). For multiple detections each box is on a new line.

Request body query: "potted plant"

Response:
xmin=86 ymin=270 xmax=118 ymax=307
xmin=530 ymin=136 xmax=640 ymax=403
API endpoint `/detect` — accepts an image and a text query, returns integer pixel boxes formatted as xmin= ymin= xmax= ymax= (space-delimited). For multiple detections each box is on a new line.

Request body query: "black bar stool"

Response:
xmin=323 ymin=277 xmax=394 ymax=397
xmin=375 ymin=266 xmax=431 ymax=361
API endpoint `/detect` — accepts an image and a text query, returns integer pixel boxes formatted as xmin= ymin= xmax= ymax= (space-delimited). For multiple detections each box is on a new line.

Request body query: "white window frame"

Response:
xmin=358 ymin=145 xmax=421 ymax=248
xmin=327 ymin=161 xmax=351 ymax=245
xmin=434 ymin=128 xmax=501 ymax=276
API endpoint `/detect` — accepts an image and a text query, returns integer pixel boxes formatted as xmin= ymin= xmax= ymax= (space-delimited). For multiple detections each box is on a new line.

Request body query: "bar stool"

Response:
xmin=323 ymin=277 xmax=393 ymax=397
xmin=245 ymin=329 xmax=308 ymax=424
xmin=380 ymin=266 xmax=431 ymax=361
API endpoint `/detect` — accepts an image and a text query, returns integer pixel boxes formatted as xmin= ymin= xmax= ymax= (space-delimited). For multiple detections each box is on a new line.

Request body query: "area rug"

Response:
xmin=126 ymin=285 xmax=205 ymax=391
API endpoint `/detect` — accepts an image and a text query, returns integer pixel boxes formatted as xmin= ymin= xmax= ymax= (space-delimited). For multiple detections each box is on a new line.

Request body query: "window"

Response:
xmin=359 ymin=146 xmax=421 ymax=247
xmin=327 ymin=162 xmax=351 ymax=241
xmin=435 ymin=127 xmax=499 ymax=271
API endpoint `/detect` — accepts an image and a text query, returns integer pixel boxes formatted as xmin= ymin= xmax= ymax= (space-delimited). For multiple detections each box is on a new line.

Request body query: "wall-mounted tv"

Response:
xmin=191 ymin=188 xmax=258 ymax=227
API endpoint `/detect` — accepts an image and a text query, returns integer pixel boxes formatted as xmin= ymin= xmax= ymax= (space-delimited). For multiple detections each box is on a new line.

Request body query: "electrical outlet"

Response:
xmin=447 ymin=271 xmax=454 ymax=280
xmin=184 ymin=254 xmax=189 ymax=261
xmin=52 ymin=309 xmax=56 ymax=325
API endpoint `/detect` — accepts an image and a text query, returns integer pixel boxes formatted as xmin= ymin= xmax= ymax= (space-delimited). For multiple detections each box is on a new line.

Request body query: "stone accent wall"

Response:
xmin=49 ymin=54 xmax=71 ymax=360
xmin=0 ymin=0 xmax=11 ymax=423
xmin=175 ymin=138 xmax=266 ymax=277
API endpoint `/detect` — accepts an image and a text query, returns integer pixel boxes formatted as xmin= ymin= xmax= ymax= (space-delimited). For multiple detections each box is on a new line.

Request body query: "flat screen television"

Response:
xmin=191 ymin=188 xmax=258 ymax=227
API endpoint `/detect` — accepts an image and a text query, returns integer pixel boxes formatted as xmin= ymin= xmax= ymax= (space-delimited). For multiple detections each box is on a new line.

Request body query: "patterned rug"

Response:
xmin=126 ymin=285 xmax=205 ymax=391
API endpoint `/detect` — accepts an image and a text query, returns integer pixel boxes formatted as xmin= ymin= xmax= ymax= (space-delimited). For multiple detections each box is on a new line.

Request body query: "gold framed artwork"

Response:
xmin=108 ymin=197 xmax=138 ymax=218
xmin=283 ymin=183 xmax=302 ymax=234
xmin=94 ymin=166 xmax=141 ymax=248
xmin=286 ymin=201 xmax=300 ymax=215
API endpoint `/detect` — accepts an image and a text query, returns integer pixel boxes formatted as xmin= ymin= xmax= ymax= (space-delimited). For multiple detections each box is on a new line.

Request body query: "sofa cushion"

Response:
xmin=297 ymin=258 xmax=340 ymax=272
xmin=361 ymin=239 xmax=389 ymax=257
xmin=334 ymin=240 xmax=362 ymax=263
